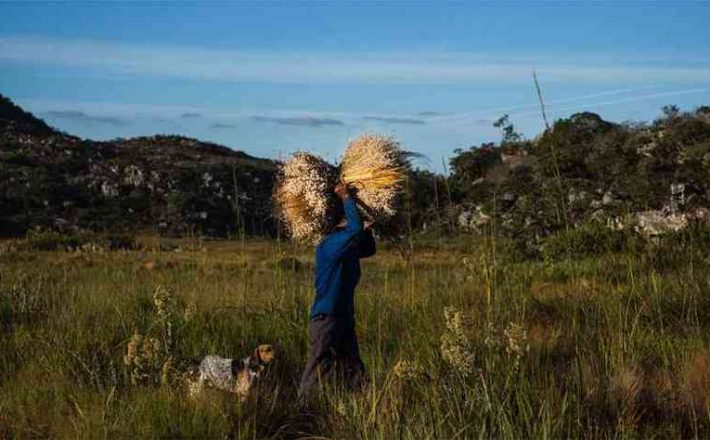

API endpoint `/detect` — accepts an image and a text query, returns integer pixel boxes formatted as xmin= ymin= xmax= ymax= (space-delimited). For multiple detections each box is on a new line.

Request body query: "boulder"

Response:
xmin=458 ymin=206 xmax=491 ymax=231
xmin=670 ymin=183 xmax=685 ymax=213
xmin=602 ymin=190 xmax=617 ymax=207
xmin=635 ymin=210 xmax=688 ymax=236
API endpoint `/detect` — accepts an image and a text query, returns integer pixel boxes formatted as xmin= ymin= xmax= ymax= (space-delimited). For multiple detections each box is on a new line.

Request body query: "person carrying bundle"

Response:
xmin=275 ymin=133 xmax=407 ymax=398
xmin=298 ymin=182 xmax=376 ymax=398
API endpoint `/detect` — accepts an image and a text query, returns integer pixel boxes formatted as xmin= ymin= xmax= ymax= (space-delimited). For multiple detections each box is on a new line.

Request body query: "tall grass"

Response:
xmin=1 ymin=235 xmax=709 ymax=438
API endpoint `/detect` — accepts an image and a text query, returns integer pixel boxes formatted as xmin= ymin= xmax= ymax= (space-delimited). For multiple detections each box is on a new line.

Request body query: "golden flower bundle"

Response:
xmin=274 ymin=134 xmax=410 ymax=244
xmin=274 ymin=152 xmax=338 ymax=243
xmin=339 ymin=133 xmax=408 ymax=219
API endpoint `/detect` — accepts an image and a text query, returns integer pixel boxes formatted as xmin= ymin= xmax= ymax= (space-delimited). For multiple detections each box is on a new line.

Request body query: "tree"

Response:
xmin=493 ymin=114 xmax=523 ymax=145
xmin=662 ymin=105 xmax=680 ymax=119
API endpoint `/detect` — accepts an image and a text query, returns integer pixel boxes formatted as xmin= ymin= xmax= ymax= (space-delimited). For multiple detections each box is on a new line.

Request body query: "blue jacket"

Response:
xmin=311 ymin=197 xmax=376 ymax=319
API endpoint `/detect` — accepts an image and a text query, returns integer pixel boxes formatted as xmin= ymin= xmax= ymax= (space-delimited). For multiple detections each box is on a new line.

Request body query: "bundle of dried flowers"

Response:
xmin=274 ymin=152 xmax=338 ymax=243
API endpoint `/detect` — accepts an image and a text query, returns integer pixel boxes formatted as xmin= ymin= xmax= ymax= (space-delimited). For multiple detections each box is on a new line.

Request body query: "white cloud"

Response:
xmin=44 ymin=110 xmax=128 ymax=125
xmin=251 ymin=115 xmax=345 ymax=127
xmin=2 ymin=36 xmax=710 ymax=84
xmin=20 ymin=85 xmax=710 ymax=133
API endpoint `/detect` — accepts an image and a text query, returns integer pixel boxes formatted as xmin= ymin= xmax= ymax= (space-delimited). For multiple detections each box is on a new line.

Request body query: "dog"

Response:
xmin=189 ymin=344 xmax=277 ymax=401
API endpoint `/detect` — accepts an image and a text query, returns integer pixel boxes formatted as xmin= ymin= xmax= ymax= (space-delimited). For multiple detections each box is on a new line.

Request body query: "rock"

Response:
xmin=568 ymin=112 xmax=614 ymax=132
xmin=500 ymin=214 xmax=514 ymax=229
xmin=101 ymin=181 xmax=119 ymax=198
xmin=590 ymin=209 xmax=607 ymax=222
xmin=458 ymin=206 xmax=491 ymax=231
xmin=670 ymin=183 xmax=685 ymax=213
xmin=602 ymin=190 xmax=617 ymax=207
xmin=124 ymin=165 xmax=144 ymax=187
xmin=607 ymin=216 xmax=626 ymax=231
xmin=687 ymin=208 xmax=710 ymax=225
xmin=635 ymin=210 xmax=688 ymax=236
xmin=500 ymin=150 xmax=528 ymax=169
xmin=501 ymin=191 xmax=517 ymax=207
xmin=568 ymin=189 xmax=588 ymax=204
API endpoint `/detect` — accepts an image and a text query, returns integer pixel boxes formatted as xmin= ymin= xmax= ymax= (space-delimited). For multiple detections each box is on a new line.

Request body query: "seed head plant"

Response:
xmin=339 ymin=133 xmax=409 ymax=220
xmin=274 ymin=152 xmax=338 ymax=244
xmin=124 ymin=332 xmax=163 ymax=386
xmin=440 ymin=307 xmax=475 ymax=376
xmin=503 ymin=322 xmax=529 ymax=367
xmin=393 ymin=359 xmax=425 ymax=382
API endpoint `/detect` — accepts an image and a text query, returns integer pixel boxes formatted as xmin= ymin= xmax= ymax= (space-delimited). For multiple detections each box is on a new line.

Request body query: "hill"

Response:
xmin=406 ymin=107 xmax=710 ymax=257
xmin=0 ymin=95 xmax=277 ymax=237
xmin=2 ymin=94 xmax=710 ymax=253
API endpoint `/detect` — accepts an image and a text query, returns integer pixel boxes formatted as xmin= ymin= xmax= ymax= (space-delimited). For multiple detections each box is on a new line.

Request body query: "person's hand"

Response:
xmin=334 ymin=182 xmax=350 ymax=200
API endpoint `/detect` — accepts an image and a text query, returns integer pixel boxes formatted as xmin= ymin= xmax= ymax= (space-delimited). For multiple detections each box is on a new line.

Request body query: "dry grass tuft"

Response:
xmin=530 ymin=278 xmax=600 ymax=302
xmin=340 ymin=133 xmax=408 ymax=219
xmin=274 ymin=152 xmax=338 ymax=243
xmin=610 ymin=364 xmax=645 ymax=431
xmin=273 ymin=134 xmax=410 ymax=243
xmin=683 ymin=349 xmax=710 ymax=415
xmin=578 ymin=355 xmax=602 ymax=402
xmin=528 ymin=320 xmax=564 ymax=351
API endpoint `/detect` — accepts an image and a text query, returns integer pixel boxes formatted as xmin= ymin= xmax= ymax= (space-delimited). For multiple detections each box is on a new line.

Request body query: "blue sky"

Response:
xmin=2 ymin=1 xmax=709 ymax=169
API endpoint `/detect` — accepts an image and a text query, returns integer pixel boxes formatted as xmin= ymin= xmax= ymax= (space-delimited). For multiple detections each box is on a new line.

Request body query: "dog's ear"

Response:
xmin=231 ymin=358 xmax=245 ymax=376
xmin=249 ymin=347 xmax=262 ymax=366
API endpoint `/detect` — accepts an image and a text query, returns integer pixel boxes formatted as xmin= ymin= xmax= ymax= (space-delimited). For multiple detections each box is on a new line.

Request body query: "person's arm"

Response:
xmin=320 ymin=195 xmax=364 ymax=260
xmin=356 ymin=229 xmax=376 ymax=258
xmin=342 ymin=196 xmax=363 ymax=234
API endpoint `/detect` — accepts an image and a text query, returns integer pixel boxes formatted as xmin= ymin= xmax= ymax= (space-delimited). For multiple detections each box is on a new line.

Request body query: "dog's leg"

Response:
xmin=234 ymin=370 xmax=252 ymax=402
xmin=188 ymin=370 xmax=206 ymax=397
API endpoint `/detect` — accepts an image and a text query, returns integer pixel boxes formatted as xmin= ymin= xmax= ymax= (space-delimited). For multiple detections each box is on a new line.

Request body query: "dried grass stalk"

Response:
xmin=274 ymin=152 xmax=337 ymax=243
xmin=275 ymin=134 xmax=410 ymax=244
xmin=339 ymin=133 xmax=408 ymax=219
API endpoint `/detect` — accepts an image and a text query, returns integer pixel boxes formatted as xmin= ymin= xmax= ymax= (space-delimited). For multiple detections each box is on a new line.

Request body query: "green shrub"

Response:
xmin=643 ymin=225 xmax=710 ymax=270
xmin=24 ymin=229 xmax=137 ymax=251
xmin=104 ymin=233 xmax=137 ymax=250
xmin=25 ymin=229 xmax=85 ymax=251
xmin=543 ymin=222 xmax=628 ymax=261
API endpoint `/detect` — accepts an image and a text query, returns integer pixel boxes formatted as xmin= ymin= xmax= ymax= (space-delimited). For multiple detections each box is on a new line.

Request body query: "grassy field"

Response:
xmin=1 ymin=234 xmax=709 ymax=439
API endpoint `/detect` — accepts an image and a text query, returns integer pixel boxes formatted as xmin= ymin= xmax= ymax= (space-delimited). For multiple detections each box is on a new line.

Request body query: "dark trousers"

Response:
xmin=298 ymin=314 xmax=366 ymax=398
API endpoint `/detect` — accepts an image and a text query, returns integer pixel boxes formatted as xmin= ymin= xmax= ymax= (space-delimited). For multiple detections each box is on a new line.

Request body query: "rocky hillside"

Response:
xmin=3 ymin=93 xmax=709 ymax=252
xmin=0 ymin=95 xmax=277 ymax=237
xmin=444 ymin=107 xmax=710 ymax=256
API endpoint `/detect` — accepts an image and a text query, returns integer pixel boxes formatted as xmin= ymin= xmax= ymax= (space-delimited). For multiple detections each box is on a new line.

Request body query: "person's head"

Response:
xmin=323 ymin=182 xmax=373 ymax=235
xmin=325 ymin=199 xmax=346 ymax=234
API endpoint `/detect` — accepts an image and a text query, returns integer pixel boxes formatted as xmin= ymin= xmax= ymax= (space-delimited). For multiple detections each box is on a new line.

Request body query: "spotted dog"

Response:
xmin=190 ymin=344 xmax=277 ymax=401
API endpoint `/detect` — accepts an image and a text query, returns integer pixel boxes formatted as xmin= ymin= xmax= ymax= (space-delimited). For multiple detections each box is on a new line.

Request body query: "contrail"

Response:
xmin=510 ymin=88 xmax=708 ymax=118
xmin=429 ymin=86 xmax=658 ymax=122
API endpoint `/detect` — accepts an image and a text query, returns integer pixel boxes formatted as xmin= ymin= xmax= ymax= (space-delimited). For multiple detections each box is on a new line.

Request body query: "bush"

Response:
xmin=642 ymin=225 xmax=710 ymax=270
xmin=543 ymin=222 xmax=628 ymax=261
xmin=104 ymin=233 xmax=137 ymax=250
xmin=25 ymin=229 xmax=85 ymax=251
xmin=23 ymin=229 xmax=137 ymax=251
